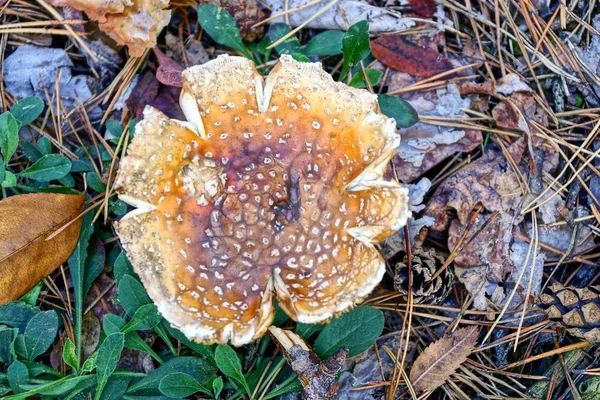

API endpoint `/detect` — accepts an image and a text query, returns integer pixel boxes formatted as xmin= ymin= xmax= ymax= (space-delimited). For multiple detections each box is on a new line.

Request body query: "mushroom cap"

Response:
xmin=115 ymin=55 xmax=410 ymax=346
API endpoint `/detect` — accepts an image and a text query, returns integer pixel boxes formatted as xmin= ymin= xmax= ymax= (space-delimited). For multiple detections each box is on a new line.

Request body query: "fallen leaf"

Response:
xmin=372 ymin=35 xmax=457 ymax=78
xmin=493 ymin=92 xmax=549 ymax=130
xmin=393 ymin=84 xmax=483 ymax=182
xmin=153 ymin=48 xmax=184 ymax=87
xmin=407 ymin=0 xmax=437 ymax=18
xmin=0 ymin=193 xmax=85 ymax=304
xmin=49 ymin=0 xmax=171 ymax=57
xmin=152 ymin=85 xmax=185 ymax=120
xmin=165 ymin=32 xmax=210 ymax=67
xmin=409 ymin=326 xmax=478 ymax=392
xmin=126 ymin=71 xmax=160 ymax=119
xmin=3 ymin=46 xmax=93 ymax=112
xmin=270 ymin=326 xmax=347 ymax=400
xmin=264 ymin=0 xmax=415 ymax=33
xmin=381 ymin=178 xmax=435 ymax=259
xmin=337 ymin=332 xmax=416 ymax=399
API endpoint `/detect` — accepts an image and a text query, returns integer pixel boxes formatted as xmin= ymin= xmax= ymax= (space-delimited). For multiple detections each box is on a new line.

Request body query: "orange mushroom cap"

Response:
xmin=115 ymin=55 xmax=410 ymax=346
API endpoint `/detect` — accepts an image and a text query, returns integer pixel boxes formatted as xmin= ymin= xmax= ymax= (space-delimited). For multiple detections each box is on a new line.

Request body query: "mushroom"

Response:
xmin=115 ymin=55 xmax=410 ymax=346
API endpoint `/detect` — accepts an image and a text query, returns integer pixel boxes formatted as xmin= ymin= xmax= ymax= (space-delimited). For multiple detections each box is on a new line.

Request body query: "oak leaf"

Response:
xmin=0 ymin=193 xmax=85 ymax=304
xmin=409 ymin=326 xmax=478 ymax=392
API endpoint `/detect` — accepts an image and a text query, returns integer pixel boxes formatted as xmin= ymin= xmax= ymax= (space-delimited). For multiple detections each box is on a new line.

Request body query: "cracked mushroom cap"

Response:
xmin=115 ymin=55 xmax=410 ymax=346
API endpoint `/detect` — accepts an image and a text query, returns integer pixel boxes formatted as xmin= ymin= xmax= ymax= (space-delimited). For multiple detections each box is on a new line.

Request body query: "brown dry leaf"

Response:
xmin=50 ymin=0 xmax=170 ymax=57
xmin=372 ymin=35 xmax=458 ymax=78
xmin=406 ymin=0 xmax=437 ymax=18
xmin=127 ymin=71 xmax=160 ymax=119
xmin=153 ymin=48 xmax=184 ymax=87
xmin=409 ymin=326 xmax=479 ymax=393
xmin=393 ymin=83 xmax=483 ymax=182
xmin=0 ymin=193 xmax=85 ymax=304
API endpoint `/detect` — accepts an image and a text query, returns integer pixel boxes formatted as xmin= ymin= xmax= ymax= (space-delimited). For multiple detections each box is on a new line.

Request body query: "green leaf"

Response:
xmin=22 ymin=310 xmax=58 ymax=361
xmin=117 ymin=275 xmax=151 ymax=315
xmin=268 ymin=24 xmax=303 ymax=56
xmin=378 ymin=94 xmax=419 ymax=128
xmin=197 ymin=4 xmax=252 ymax=59
xmin=105 ymin=120 xmax=123 ymax=138
xmin=113 ymin=251 xmax=134 ymax=282
xmin=0 ymin=112 xmax=19 ymax=166
xmin=100 ymin=375 xmax=132 ymax=400
xmin=86 ymin=172 xmax=106 ymax=193
xmin=63 ymin=338 xmax=78 ymax=372
xmin=0 ymin=156 xmax=5 ymax=184
xmin=7 ymin=360 xmax=29 ymax=394
xmin=305 ymin=30 xmax=344 ymax=56
xmin=1 ymin=171 xmax=16 ymax=188
xmin=214 ymin=344 xmax=251 ymax=396
xmin=349 ymin=68 xmax=383 ymax=89
xmin=291 ymin=53 xmax=310 ymax=62
xmin=341 ymin=20 xmax=371 ymax=79
xmin=21 ymin=361 xmax=62 ymax=378
xmin=127 ymin=357 xmax=217 ymax=395
xmin=17 ymin=154 xmax=72 ymax=181
xmin=20 ymin=283 xmax=42 ymax=306
xmin=81 ymin=351 xmax=97 ymax=374
xmin=163 ymin=323 xmax=214 ymax=361
xmin=19 ymin=141 xmax=42 ymax=162
xmin=159 ymin=373 xmax=202 ymax=398
xmin=103 ymin=314 xmax=163 ymax=364
xmin=295 ymin=322 xmax=323 ymax=340
xmin=95 ymin=333 xmax=125 ymax=400
xmin=0 ymin=302 xmax=39 ymax=333
xmin=122 ymin=304 xmax=161 ymax=333
xmin=82 ymin=238 xmax=106 ymax=296
xmin=0 ymin=326 xmax=17 ymax=363
xmin=10 ymin=375 xmax=95 ymax=399
xmin=68 ymin=210 xmax=95 ymax=369
xmin=10 ymin=97 xmax=44 ymax=125
xmin=263 ymin=379 xmax=303 ymax=399
xmin=313 ymin=307 xmax=384 ymax=358
xmin=212 ymin=376 xmax=223 ymax=398
xmin=36 ymin=136 xmax=52 ymax=155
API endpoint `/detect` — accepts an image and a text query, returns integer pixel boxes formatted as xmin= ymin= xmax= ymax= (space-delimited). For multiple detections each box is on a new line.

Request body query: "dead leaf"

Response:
xmin=269 ymin=327 xmax=347 ymax=400
xmin=409 ymin=326 xmax=479 ymax=393
xmin=264 ymin=0 xmax=415 ymax=33
xmin=372 ymin=35 xmax=457 ymax=78
xmin=165 ymin=32 xmax=210 ymax=67
xmin=425 ymin=138 xmax=526 ymax=231
xmin=0 ymin=193 xmax=85 ymax=304
xmin=337 ymin=332 xmax=416 ymax=399
xmin=407 ymin=0 xmax=437 ymax=18
xmin=49 ymin=0 xmax=170 ymax=57
xmin=200 ymin=0 xmax=266 ymax=41
xmin=393 ymin=84 xmax=483 ymax=183
xmin=153 ymin=48 xmax=183 ymax=87
xmin=493 ymin=92 xmax=550 ymax=130
xmin=126 ymin=71 xmax=160 ymax=119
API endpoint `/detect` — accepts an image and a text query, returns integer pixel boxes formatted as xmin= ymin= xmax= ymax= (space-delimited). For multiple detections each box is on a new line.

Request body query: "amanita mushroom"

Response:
xmin=115 ymin=55 xmax=410 ymax=346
